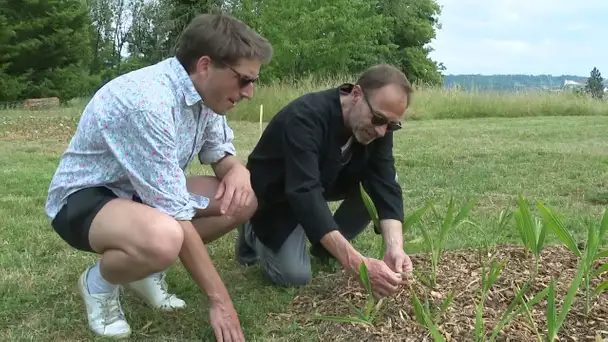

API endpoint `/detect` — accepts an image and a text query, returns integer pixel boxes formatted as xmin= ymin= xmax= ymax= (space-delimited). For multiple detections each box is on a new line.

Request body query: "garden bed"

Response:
xmin=272 ymin=244 xmax=608 ymax=341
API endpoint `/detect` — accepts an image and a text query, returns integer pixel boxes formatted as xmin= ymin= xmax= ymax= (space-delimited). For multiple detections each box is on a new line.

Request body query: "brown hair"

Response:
xmin=175 ymin=13 xmax=273 ymax=73
xmin=356 ymin=64 xmax=414 ymax=108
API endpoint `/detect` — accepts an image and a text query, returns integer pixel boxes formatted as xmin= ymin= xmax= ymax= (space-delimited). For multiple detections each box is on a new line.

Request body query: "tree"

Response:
xmin=225 ymin=0 xmax=444 ymax=85
xmin=0 ymin=4 xmax=27 ymax=103
xmin=376 ymin=0 xmax=445 ymax=86
xmin=228 ymin=0 xmax=397 ymax=82
xmin=1 ymin=0 xmax=94 ymax=102
xmin=163 ymin=0 xmax=223 ymax=57
xmin=127 ymin=0 xmax=173 ymax=65
xmin=585 ymin=67 xmax=604 ymax=99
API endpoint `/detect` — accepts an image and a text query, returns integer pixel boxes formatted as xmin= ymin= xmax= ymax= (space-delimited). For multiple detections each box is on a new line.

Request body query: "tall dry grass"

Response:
xmin=3 ymin=75 xmax=607 ymax=122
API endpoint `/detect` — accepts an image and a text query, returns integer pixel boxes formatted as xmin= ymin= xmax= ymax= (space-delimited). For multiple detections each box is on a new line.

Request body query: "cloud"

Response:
xmin=429 ymin=0 xmax=608 ymax=75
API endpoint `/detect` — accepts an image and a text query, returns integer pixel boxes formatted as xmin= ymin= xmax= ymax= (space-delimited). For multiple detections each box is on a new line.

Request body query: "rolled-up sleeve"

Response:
xmin=96 ymin=105 xmax=207 ymax=221
xmin=198 ymin=113 xmax=237 ymax=165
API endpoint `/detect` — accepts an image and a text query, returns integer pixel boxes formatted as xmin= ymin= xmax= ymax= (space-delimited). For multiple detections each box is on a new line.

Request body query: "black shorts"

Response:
xmin=51 ymin=187 xmax=122 ymax=253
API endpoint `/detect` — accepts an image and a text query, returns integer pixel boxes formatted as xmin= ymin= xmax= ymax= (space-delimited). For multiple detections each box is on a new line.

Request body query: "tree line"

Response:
xmin=0 ymin=0 xmax=445 ymax=104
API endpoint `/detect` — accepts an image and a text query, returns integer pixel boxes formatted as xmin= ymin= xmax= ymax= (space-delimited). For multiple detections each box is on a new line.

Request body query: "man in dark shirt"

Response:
xmin=237 ymin=64 xmax=413 ymax=298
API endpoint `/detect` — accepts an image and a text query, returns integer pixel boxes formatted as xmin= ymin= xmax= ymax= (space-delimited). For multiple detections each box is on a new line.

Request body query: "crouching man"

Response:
xmin=236 ymin=64 xmax=414 ymax=298
xmin=45 ymin=13 xmax=272 ymax=341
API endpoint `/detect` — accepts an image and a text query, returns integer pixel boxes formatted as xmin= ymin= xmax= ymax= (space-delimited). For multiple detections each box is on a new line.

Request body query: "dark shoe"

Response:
xmin=235 ymin=222 xmax=259 ymax=266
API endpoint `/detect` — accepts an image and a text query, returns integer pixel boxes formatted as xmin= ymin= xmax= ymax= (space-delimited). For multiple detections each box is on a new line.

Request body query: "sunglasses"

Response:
xmin=362 ymin=91 xmax=402 ymax=132
xmin=227 ymin=66 xmax=258 ymax=88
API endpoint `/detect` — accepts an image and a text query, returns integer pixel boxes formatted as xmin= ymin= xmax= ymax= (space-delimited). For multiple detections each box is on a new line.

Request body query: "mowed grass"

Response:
xmin=1 ymin=107 xmax=608 ymax=341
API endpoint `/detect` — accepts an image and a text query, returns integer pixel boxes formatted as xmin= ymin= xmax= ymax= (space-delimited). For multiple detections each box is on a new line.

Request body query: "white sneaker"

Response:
xmin=78 ymin=267 xmax=131 ymax=339
xmin=125 ymin=272 xmax=186 ymax=310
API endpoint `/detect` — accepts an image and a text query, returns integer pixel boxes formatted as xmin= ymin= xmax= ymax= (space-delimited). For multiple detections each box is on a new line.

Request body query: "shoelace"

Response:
xmin=99 ymin=289 xmax=124 ymax=325
xmin=154 ymin=272 xmax=177 ymax=302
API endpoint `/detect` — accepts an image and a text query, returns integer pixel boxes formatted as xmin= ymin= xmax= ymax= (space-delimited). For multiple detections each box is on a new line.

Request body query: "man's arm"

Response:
xmin=211 ymin=154 xmax=244 ymax=180
xmin=178 ymin=220 xmax=232 ymax=303
xmin=380 ymin=219 xmax=404 ymax=251
xmin=320 ymin=231 xmax=366 ymax=271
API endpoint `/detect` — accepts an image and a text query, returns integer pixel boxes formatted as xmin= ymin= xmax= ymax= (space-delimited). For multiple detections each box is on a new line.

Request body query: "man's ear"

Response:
xmin=194 ymin=56 xmax=213 ymax=74
xmin=352 ymin=84 xmax=364 ymax=100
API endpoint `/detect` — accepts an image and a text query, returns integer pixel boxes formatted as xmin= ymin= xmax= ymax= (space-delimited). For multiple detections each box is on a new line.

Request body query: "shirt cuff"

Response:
xmin=199 ymin=143 xmax=237 ymax=164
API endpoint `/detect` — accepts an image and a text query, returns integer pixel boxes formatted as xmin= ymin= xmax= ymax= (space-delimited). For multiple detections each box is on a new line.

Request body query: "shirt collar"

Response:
xmin=169 ymin=57 xmax=202 ymax=106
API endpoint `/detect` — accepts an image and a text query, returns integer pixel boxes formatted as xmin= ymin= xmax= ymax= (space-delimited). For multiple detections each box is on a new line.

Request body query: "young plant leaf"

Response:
xmin=591 ymin=280 xmax=608 ymax=297
xmin=314 ymin=315 xmax=372 ymax=325
xmin=551 ymin=228 xmax=597 ymax=339
xmin=359 ymin=183 xmax=380 ymax=232
xmin=546 ymin=279 xmax=557 ymax=341
xmin=489 ymin=279 xmax=544 ymax=342
xmin=592 ymin=263 xmax=608 ymax=278
xmin=403 ymin=199 xmax=434 ymax=233
xmin=596 ymin=249 xmax=608 ymax=260
xmin=359 ymin=261 xmax=372 ymax=296
xmin=410 ymin=287 xmax=446 ymax=342
xmin=537 ymin=201 xmax=582 ymax=258
xmin=435 ymin=289 xmax=455 ymax=322
xmin=364 ymin=296 xmax=376 ymax=320
xmin=535 ymin=218 xmax=548 ymax=255
xmin=474 ymin=303 xmax=484 ymax=342
xmin=514 ymin=194 xmax=537 ymax=257
xmin=451 ymin=198 xmax=477 ymax=229
xmin=347 ymin=302 xmax=366 ymax=321
xmin=599 ymin=207 xmax=608 ymax=242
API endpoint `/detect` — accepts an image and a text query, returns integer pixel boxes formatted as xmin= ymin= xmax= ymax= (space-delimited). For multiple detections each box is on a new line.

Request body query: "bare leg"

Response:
xmin=88 ymin=199 xmax=184 ymax=285
xmin=86 ymin=175 xmax=256 ymax=285
xmin=186 ymin=175 xmax=258 ymax=244
xmin=80 ymin=196 xmax=187 ymax=338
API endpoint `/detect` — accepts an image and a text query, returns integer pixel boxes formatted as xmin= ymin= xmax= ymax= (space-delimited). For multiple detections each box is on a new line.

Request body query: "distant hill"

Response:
xmin=442 ymin=74 xmax=607 ymax=92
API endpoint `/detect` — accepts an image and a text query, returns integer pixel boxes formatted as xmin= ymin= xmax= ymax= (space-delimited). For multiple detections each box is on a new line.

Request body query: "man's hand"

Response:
xmin=362 ymin=257 xmax=405 ymax=298
xmin=318 ymin=231 xmax=405 ymax=299
xmin=383 ymin=247 xmax=413 ymax=275
xmin=209 ymin=297 xmax=245 ymax=342
xmin=214 ymin=163 xmax=254 ymax=217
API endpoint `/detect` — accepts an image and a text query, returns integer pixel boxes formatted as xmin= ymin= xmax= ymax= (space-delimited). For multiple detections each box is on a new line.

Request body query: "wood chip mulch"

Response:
xmin=267 ymin=244 xmax=608 ymax=341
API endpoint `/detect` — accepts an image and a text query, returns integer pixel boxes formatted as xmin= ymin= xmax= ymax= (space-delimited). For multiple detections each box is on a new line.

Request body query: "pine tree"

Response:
xmin=1 ymin=0 xmax=94 ymax=102
xmin=0 ymin=1 xmax=27 ymax=103
xmin=585 ymin=67 xmax=604 ymax=99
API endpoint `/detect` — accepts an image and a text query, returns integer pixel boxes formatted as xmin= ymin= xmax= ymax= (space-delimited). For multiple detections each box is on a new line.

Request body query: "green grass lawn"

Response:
xmin=1 ymin=111 xmax=607 ymax=341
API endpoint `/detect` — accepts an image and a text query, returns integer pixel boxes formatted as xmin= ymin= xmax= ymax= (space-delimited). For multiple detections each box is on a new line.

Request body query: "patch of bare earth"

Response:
xmin=269 ymin=245 xmax=608 ymax=341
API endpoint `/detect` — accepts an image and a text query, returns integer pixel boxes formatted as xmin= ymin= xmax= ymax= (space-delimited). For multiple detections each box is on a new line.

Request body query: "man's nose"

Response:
xmin=240 ymin=82 xmax=254 ymax=99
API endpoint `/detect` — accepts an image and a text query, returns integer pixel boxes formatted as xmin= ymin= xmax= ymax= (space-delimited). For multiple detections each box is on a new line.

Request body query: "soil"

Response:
xmin=269 ymin=244 xmax=608 ymax=341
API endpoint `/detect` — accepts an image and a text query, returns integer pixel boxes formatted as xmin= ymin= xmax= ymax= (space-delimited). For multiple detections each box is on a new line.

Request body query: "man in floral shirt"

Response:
xmin=45 ymin=13 xmax=272 ymax=341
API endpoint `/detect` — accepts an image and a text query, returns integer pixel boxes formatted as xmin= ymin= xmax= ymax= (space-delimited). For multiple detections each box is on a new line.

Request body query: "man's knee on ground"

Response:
xmin=129 ymin=217 xmax=184 ymax=271
xmin=264 ymin=263 xmax=312 ymax=287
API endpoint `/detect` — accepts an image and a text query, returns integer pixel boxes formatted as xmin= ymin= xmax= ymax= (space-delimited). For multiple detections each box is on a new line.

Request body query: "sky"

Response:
xmin=427 ymin=0 xmax=608 ymax=76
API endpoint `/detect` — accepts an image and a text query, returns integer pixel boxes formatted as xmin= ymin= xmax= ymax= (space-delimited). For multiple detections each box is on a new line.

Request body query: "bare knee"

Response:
xmin=234 ymin=194 xmax=258 ymax=224
xmin=135 ymin=217 xmax=184 ymax=271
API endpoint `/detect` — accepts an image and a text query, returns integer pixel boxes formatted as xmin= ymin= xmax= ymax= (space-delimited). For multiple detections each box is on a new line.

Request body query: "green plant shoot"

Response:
xmin=513 ymin=193 xmax=547 ymax=274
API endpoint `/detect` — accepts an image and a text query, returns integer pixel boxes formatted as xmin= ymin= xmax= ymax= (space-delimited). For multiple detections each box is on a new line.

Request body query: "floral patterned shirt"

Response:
xmin=45 ymin=57 xmax=236 ymax=221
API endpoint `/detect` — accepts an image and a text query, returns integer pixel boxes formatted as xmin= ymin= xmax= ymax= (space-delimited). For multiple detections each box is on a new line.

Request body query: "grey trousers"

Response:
xmin=237 ymin=190 xmax=373 ymax=286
